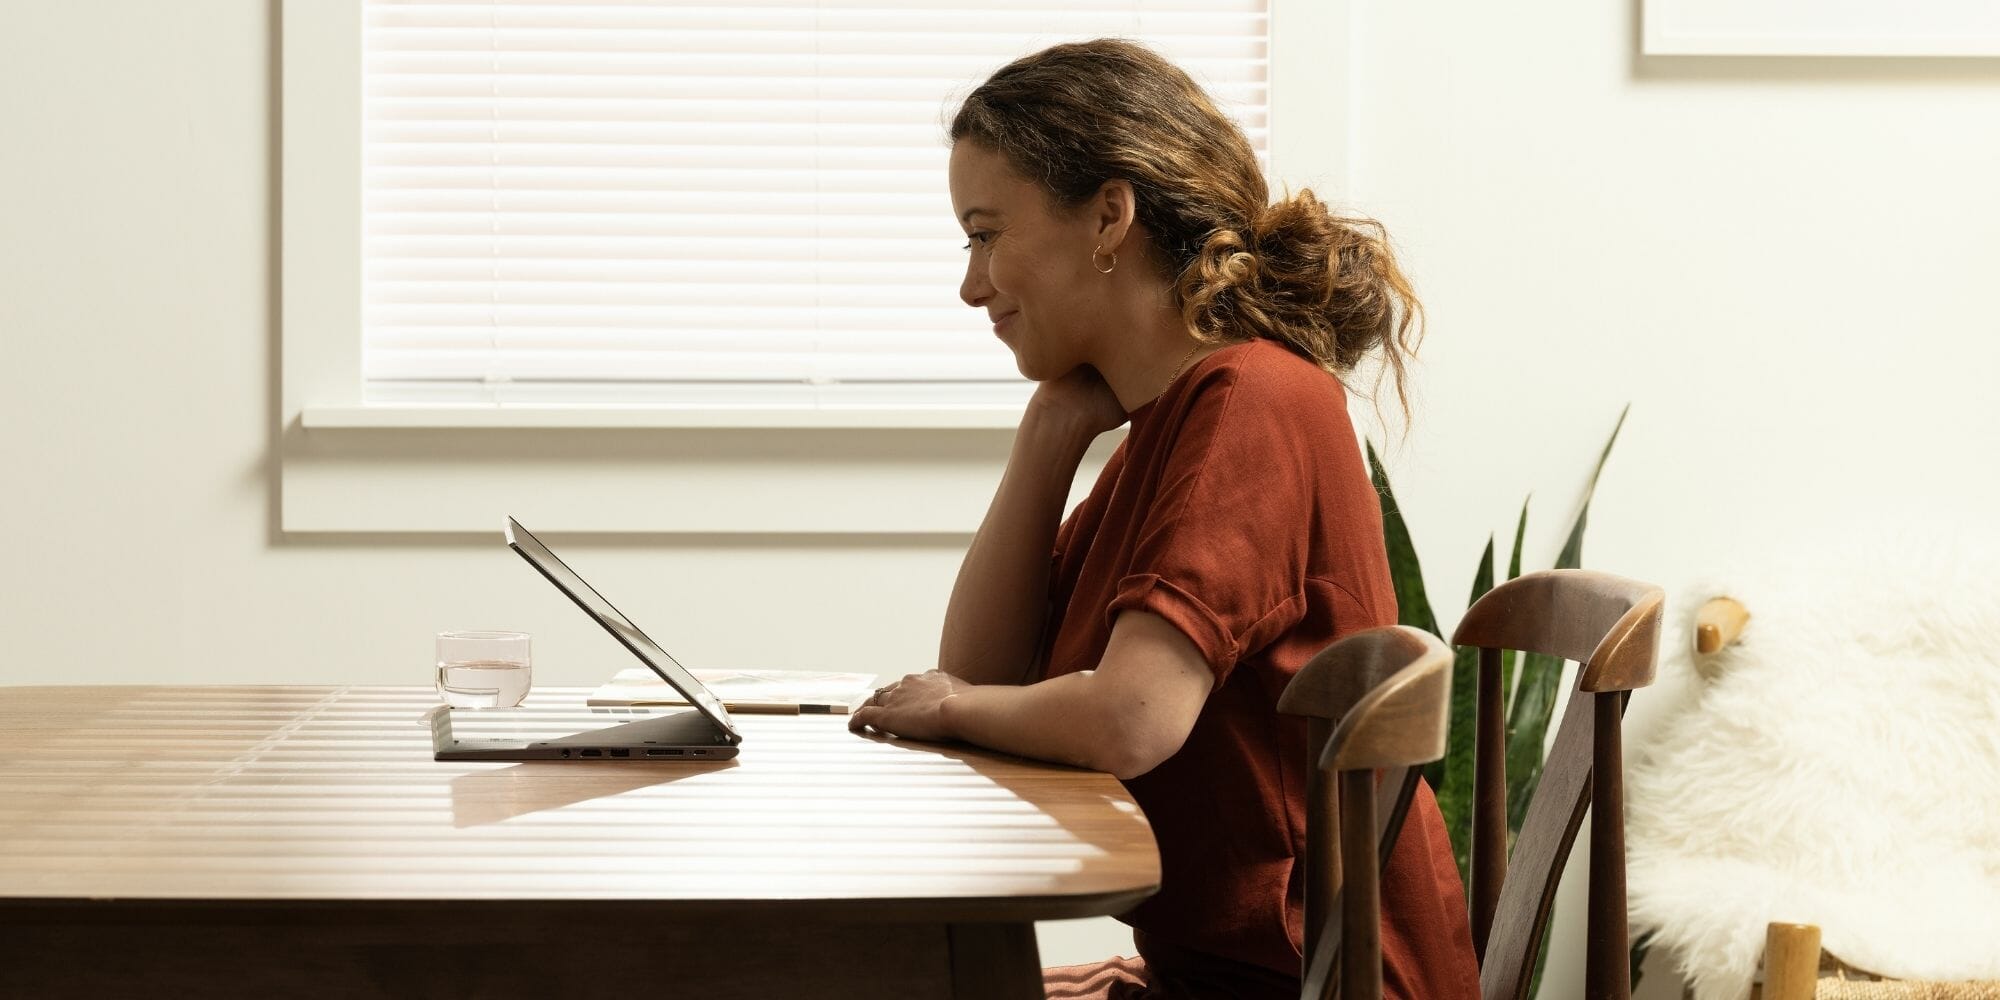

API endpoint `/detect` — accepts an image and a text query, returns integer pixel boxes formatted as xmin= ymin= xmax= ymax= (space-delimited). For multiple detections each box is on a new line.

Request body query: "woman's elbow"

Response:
xmin=1102 ymin=755 xmax=1161 ymax=782
xmin=1090 ymin=711 xmax=1185 ymax=781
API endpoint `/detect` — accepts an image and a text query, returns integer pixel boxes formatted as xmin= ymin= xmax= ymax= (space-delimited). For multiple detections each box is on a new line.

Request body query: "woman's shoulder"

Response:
xmin=1184 ymin=337 xmax=1349 ymax=419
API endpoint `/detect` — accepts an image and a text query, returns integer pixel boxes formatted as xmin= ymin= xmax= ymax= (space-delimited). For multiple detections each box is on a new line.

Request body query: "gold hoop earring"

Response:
xmin=1091 ymin=245 xmax=1117 ymax=275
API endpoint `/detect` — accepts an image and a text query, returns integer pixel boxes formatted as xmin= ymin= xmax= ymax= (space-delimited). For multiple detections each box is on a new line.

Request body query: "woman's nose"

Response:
xmin=959 ymin=258 xmax=990 ymax=308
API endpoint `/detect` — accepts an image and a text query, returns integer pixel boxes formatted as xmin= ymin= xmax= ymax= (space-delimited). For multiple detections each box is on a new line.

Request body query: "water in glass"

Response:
xmin=436 ymin=658 xmax=532 ymax=709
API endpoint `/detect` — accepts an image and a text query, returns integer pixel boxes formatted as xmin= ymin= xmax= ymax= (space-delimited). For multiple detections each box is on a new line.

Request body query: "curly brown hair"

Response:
xmin=949 ymin=39 xmax=1423 ymax=420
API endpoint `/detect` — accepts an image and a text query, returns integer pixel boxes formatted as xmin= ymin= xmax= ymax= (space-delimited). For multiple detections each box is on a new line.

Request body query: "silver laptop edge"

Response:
xmin=429 ymin=517 xmax=744 ymax=761
xmin=503 ymin=516 xmax=741 ymax=741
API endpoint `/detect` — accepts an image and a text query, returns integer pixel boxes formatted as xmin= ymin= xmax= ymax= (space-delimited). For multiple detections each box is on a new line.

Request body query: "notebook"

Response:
xmin=589 ymin=667 xmax=878 ymax=714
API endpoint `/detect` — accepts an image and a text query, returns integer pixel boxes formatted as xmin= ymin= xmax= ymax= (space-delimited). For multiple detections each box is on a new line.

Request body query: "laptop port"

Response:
xmin=645 ymin=748 xmax=684 ymax=757
xmin=580 ymin=749 xmax=602 ymax=758
xmin=609 ymin=748 xmax=630 ymax=758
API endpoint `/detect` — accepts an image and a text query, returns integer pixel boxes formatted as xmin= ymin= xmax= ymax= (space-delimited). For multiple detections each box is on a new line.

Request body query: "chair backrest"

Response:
xmin=1451 ymin=569 xmax=1664 ymax=1000
xmin=1278 ymin=625 xmax=1453 ymax=1000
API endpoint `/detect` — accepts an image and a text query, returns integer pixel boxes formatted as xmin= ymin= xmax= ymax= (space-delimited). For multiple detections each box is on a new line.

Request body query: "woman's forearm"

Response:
xmin=937 ymin=406 xmax=1100 ymax=686
xmin=858 ymin=612 xmax=1211 ymax=779
xmin=934 ymin=610 xmax=1213 ymax=780
xmin=939 ymin=671 xmax=1132 ymax=775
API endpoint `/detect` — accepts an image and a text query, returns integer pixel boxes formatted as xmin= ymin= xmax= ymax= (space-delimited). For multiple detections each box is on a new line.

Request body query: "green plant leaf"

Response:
xmin=1503 ymin=649 xmax=1563 ymax=831
xmin=1433 ymin=537 xmax=1494 ymax=882
xmin=1631 ymin=931 xmax=1653 ymax=992
xmin=1504 ymin=406 xmax=1628 ymax=832
xmin=1373 ymin=442 xmax=1452 ymax=812
xmin=1553 ymin=402 xmax=1628 ymax=570
xmin=1501 ymin=496 xmax=1528 ymax=717
xmin=1367 ymin=441 xmax=1439 ymax=638
xmin=1507 ymin=498 xmax=1528 ymax=582
xmin=1372 ymin=441 xmax=1452 ymax=811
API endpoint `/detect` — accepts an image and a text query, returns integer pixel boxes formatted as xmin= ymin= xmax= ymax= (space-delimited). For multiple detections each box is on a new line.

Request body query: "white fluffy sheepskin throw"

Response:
xmin=1625 ymin=540 xmax=2000 ymax=1000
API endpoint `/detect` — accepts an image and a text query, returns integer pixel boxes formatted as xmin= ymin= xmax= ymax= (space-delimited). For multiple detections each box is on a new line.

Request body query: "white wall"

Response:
xmin=3 ymin=0 xmax=1996 ymax=992
xmin=0 ymin=3 xmax=979 ymax=687
xmin=1350 ymin=0 xmax=2000 ymax=603
xmin=1346 ymin=1 xmax=2000 ymax=996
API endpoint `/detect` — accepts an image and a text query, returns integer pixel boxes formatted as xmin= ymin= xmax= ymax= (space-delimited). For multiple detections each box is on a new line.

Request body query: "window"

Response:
xmin=280 ymin=0 xmax=1345 ymax=532
xmin=360 ymin=0 xmax=1274 ymax=411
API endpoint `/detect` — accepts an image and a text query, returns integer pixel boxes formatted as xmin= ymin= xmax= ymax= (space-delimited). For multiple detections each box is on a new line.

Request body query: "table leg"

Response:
xmin=948 ymin=922 xmax=1044 ymax=1000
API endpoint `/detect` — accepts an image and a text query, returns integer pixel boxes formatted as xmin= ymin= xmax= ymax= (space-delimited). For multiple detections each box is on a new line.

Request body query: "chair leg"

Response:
xmin=1305 ymin=719 xmax=1339 ymax=970
xmin=1339 ymin=768 xmax=1383 ymax=1000
xmin=1586 ymin=691 xmax=1630 ymax=1000
xmin=1473 ymin=646 xmax=1507 ymax=959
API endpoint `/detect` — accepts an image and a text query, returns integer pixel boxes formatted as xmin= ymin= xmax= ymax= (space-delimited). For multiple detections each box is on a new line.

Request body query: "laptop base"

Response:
xmin=431 ymin=708 xmax=740 ymax=762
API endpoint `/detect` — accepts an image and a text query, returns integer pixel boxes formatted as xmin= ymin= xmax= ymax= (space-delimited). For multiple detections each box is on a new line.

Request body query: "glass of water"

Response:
xmin=436 ymin=630 xmax=532 ymax=709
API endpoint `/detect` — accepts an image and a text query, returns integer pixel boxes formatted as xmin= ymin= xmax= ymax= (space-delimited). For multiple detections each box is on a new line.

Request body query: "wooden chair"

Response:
xmin=1277 ymin=624 xmax=1454 ymax=1000
xmin=1452 ymin=569 xmax=1665 ymax=1000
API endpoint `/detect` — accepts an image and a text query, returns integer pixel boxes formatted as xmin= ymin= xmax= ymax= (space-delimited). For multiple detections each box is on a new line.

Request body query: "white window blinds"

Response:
xmin=362 ymin=0 xmax=1270 ymax=408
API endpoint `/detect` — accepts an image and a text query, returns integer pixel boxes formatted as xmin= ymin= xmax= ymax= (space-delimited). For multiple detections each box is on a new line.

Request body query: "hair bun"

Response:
xmin=1176 ymin=188 xmax=1419 ymax=386
xmin=1199 ymin=228 xmax=1260 ymax=290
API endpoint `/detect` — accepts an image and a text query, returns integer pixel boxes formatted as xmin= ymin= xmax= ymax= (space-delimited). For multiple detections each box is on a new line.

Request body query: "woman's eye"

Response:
xmin=961 ymin=232 xmax=994 ymax=251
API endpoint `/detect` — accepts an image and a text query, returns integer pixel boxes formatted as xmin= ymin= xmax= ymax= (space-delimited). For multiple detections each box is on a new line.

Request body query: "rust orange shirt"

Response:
xmin=1041 ymin=338 xmax=1479 ymax=1000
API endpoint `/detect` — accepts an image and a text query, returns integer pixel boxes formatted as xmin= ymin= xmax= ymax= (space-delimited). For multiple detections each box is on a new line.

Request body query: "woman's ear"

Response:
xmin=1091 ymin=178 xmax=1138 ymax=254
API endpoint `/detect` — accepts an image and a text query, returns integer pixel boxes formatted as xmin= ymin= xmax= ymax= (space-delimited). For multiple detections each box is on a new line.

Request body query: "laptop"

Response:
xmin=429 ymin=517 xmax=745 ymax=762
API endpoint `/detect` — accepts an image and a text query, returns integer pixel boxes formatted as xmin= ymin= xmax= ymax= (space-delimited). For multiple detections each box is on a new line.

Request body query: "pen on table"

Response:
xmin=604 ymin=700 xmax=851 ymax=715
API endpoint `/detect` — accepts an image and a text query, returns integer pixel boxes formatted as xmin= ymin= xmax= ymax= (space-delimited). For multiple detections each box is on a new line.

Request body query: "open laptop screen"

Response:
xmin=503 ymin=517 xmax=738 ymax=740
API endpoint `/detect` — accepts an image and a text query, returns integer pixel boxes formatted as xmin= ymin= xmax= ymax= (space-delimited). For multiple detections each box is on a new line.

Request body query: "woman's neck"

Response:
xmin=1092 ymin=295 xmax=1215 ymax=412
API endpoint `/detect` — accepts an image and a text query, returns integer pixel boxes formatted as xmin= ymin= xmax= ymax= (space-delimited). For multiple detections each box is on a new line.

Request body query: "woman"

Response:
xmin=848 ymin=40 xmax=1479 ymax=1000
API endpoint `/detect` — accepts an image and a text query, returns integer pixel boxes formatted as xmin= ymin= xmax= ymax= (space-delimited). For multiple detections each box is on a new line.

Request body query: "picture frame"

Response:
xmin=1643 ymin=0 xmax=2000 ymax=57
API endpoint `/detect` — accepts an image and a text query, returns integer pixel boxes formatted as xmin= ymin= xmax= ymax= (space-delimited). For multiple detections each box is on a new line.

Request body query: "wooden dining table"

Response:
xmin=0 ymin=685 xmax=1160 ymax=999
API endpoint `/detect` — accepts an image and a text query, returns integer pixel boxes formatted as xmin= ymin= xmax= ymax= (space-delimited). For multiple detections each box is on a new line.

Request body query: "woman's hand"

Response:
xmin=1028 ymin=365 xmax=1128 ymax=441
xmin=848 ymin=670 xmax=969 ymax=742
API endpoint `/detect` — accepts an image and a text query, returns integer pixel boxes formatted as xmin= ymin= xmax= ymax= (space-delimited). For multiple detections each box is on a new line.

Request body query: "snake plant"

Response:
xmin=1365 ymin=405 xmax=1630 ymax=993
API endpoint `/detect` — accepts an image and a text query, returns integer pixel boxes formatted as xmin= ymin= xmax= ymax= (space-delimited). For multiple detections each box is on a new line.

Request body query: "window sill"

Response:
xmin=279 ymin=409 xmax=1121 ymax=535
xmin=300 ymin=405 xmax=1029 ymax=431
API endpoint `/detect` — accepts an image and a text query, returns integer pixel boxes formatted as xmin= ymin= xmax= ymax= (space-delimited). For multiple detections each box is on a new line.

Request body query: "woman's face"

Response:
xmin=948 ymin=141 xmax=1104 ymax=381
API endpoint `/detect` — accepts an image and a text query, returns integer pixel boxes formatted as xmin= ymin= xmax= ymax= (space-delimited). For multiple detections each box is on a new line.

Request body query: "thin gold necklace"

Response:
xmin=1159 ymin=344 xmax=1201 ymax=397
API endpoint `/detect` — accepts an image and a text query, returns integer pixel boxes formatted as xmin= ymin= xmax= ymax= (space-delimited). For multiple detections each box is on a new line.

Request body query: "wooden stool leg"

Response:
xmin=1763 ymin=923 xmax=1822 ymax=1000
